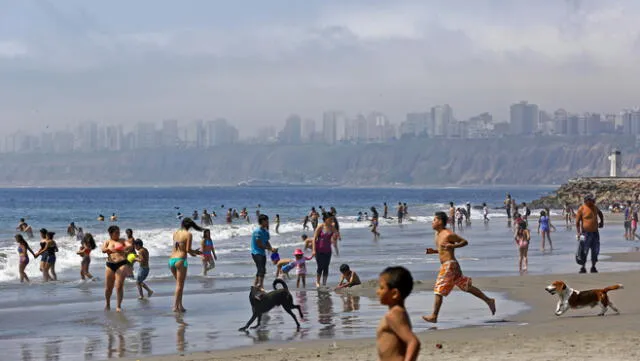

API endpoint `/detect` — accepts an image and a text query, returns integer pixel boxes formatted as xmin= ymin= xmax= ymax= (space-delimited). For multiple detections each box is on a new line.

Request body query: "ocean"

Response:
xmin=0 ymin=186 xmax=637 ymax=361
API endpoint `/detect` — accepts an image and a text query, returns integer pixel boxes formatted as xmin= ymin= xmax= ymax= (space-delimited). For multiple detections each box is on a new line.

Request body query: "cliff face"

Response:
xmin=0 ymin=135 xmax=638 ymax=186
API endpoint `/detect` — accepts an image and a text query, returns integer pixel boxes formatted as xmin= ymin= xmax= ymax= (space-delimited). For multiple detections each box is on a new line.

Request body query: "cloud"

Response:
xmin=1 ymin=0 xmax=640 ymax=136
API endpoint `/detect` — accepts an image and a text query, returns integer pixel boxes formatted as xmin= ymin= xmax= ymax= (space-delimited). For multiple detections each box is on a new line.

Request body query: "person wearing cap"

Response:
xmin=575 ymin=195 xmax=604 ymax=273
xmin=292 ymin=248 xmax=313 ymax=288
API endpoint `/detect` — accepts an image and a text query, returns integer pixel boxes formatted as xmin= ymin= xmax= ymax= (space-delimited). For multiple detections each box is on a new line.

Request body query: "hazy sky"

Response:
xmin=1 ymin=0 xmax=640 ymax=137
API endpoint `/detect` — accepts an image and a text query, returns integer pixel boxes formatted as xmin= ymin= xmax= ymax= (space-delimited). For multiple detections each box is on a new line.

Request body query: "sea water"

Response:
xmin=0 ymin=186 xmax=638 ymax=360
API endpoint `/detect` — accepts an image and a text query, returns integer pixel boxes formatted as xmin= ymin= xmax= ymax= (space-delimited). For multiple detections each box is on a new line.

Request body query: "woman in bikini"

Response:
xmin=16 ymin=234 xmax=36 ymax=283
xmin=77 ymin=233 xmax=97 ymax=280
xmin=102 ymin=225 xmax=130 ymax=312
xmin=170 ymin=218 xmax=204 ymax=312
xmin=35 ymin=231 xmax=58 ymax=282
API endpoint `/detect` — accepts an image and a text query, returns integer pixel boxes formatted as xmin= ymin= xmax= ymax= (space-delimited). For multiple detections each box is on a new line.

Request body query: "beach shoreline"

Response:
xmin=134 ymin=251 xmax=640 ymax=361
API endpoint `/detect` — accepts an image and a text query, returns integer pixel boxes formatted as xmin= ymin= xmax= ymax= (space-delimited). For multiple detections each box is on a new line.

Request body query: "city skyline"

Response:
xmin=3 ymin=100 xmax=640 ymax=154
xmin=2 ymin=1 xmax=640 ymax=137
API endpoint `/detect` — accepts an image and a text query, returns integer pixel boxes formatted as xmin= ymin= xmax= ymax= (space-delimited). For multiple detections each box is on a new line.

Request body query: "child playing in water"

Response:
xmin=134 ymin=239 xmax=154 ymax=299
xmin=302 ymin=234 xmax=313 ymax=250
xmin=376 ymin=266 xmax=420 ymax=361
xmin=335 ymin=264 xmax=362 ymax=290
xmin=77 ymin=233 xmax=97 ymax=280
xmin=201 ymin=230 xmax=217 ymax=276
xmin=515 ymin=221 xmax=530 ymax=273
xmin=292 ymin=248 xmax=313 ymax=288
xmin=271 ymin=252 xmax=292 ymax=279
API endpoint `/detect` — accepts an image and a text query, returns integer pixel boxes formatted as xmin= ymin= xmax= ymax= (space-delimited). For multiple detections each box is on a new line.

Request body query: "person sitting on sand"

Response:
xmin=376 ymin=266 xmax=420 ymax=361
xmin=423 ymin=211 xmax=496 ymax=323
xmin=335 ymin=264 xmax=361 ymax=290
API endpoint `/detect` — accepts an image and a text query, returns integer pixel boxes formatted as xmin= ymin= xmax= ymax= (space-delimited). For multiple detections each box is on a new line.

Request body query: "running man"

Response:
xmin=423 ymin=212 xmax=496 ymax=323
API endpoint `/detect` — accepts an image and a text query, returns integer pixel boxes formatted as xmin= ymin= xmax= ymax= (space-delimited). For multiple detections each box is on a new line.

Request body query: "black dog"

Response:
xmin=238 ymin=279 xmax=303 ymax=332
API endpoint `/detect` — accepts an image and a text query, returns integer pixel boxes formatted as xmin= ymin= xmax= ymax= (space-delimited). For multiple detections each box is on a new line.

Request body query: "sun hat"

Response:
xmin=293 ymin=248 xmax=304 ymax=256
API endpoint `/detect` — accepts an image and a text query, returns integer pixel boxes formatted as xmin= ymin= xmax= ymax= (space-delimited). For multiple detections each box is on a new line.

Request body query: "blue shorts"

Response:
xmin=136 ymin=267 xmax=150 ymax=283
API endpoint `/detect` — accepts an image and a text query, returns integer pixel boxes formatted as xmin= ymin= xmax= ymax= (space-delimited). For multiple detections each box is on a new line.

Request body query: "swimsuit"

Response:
xmin=434 ymin=260 xmax=471 ymax=296
xmin=169 ymin=257 xmax=188 ymax=270
xmin=516 ymin=235 xmax=529 ymax=249
xmin=106 ymin=260 xmax=128 ymax=273
xmin=202 ymin=239 xmax=214 ymax=261
xmin=18 ymin=247 xmax=29 ymax=265
xmin=539 ymin=216 xmax=550 ymax=232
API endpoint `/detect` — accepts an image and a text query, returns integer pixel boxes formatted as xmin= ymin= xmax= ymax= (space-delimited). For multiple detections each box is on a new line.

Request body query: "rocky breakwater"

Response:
xmin=530 ymin=177 xmax=640 ymax=209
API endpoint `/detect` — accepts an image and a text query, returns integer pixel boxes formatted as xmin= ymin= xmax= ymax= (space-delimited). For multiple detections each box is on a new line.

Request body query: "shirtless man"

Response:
xmin=423 ymin=211 xmax=496 ymax=323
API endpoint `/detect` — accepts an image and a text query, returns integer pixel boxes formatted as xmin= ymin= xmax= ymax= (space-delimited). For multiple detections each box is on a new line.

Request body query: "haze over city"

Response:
xmin=2 ymin=0 xmax=640 ymax=138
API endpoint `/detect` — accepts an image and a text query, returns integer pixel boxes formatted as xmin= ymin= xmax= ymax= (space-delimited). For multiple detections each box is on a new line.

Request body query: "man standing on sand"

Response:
xmin=423 ymin=211 xmax=496 ymax=323
xmin=504 ymin=194 xmax=512 ymax=220
xmin=576 ymin=195 xmax=604 ymax=274
xmin=251 ymin=214 xmax=277 ymax=290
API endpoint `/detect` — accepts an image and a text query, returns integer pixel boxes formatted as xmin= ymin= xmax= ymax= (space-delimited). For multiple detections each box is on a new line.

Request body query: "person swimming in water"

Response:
xmin=16 ymin=219 xmax=34 ymax=239
xmin=110 ymin=213 xmax=118 ymax=222
xmin=98 ymin=214 xmax=105 ymax=222
xmin=170 ymin=218 xmax=204 ymax=312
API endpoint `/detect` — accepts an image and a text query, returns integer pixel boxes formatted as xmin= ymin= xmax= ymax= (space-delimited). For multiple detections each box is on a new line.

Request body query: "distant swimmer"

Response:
xmin=383 ymin=202 xmax=388 ymax=219
xmin=177 ymin=212 xmax=184 ymax=220
xmin=98 ymin=214 xmax=105 ymax=222
xmin=192 ymin=210 xmax=199 ymax=221
xmin=67 ymin=222 xmax=77 ymax=237
xmin=110 ymin=213 xmax=118 ymax=222
xmin=16 ymin=218 xmax=34 ymax=239
xmin=396 ymin=202 xmax=403 ymax=224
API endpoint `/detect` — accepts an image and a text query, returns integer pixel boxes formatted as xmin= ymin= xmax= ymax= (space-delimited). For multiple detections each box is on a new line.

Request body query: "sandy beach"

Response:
xmin=136 ymin=251 xmax=640 ymax=361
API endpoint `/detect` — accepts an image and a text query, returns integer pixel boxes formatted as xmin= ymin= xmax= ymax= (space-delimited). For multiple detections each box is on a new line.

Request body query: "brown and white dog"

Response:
xmin=545 ymin=280 xmax=623 ymax=316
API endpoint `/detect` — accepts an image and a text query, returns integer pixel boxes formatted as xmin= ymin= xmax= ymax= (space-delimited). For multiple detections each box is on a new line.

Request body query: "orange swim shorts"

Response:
xmin=434 ymin=260 xmax=472 ymax=296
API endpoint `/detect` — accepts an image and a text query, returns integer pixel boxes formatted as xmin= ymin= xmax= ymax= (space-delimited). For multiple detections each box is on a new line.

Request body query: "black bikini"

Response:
xmin=106 ymin=260 xmax=128 ymax=272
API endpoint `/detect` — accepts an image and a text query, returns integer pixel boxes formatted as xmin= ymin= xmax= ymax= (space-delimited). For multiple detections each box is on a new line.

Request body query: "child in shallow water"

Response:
xmin=336 ymin=264 xmax=362 ymax=290
xmin=292 ymin=248 xmax=313 ymax=288
xmin=515 ymin=221 xmax=531 ymax=273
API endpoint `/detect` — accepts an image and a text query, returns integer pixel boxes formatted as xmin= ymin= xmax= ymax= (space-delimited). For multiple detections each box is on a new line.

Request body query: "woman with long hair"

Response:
xmin=77 ymin=233 xmax=97 ymax=280
xmin=170 ymin=218 xmax=203 ymax=312
xmin=35 ymin=232 xmax=58 ymax=282
xmin=514 ymin=221 xmax=531 ymax=273
xmin=15 ymin=234 xmax=36 ymax=283
xmin=311 ymin=214 xmax=340 ymax=288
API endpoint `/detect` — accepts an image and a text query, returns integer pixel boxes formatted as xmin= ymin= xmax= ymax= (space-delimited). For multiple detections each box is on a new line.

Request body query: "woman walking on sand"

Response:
xmin=537 ymin=210 xmax=555 ymax=251
xmin=515 ymin=221 xmax=531 ymax=273
xmin=16 ymin=234 xmax=36 ymax=283
xmin=170 ymin=218 xmax=203 ymax=312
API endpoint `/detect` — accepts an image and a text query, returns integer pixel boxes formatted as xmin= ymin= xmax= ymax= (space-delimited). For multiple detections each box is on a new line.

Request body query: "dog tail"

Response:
xmin=273 ymin=278 xmax=288 ymax=290
xmin=603 ymin=284 xmax=624 ymax=293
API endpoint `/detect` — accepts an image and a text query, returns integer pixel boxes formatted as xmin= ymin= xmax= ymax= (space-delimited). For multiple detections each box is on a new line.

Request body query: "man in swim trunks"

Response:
xmin=423 ymin=211 xmax=496 ymax=323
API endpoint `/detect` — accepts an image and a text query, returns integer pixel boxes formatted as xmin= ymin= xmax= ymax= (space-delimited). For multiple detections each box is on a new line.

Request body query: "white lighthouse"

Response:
xmin=608 ymin=149 xmax=621 ymax=177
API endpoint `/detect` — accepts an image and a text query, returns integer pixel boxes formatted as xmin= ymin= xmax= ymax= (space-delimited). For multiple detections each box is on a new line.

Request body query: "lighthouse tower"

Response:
xmin=608 ymin=149 xmax=621 ymax=177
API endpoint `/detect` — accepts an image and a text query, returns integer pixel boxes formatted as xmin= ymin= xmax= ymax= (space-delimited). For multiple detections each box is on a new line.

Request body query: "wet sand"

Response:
xmin=138 ymin=252 xmax=640 ymax=361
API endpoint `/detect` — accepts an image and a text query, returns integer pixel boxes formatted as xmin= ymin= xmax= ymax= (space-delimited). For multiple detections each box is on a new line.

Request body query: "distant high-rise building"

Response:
xmin=510 ymin=101 xmax=538 ymax=135
xmin=206 ymin=118 xmax=239 ymax=146
xmin=184 ymin=120 xmax=206 ymax=148
xmin=400 ymin=112 xmax=430 ymax=137
xmin=76 ymin=121 xmax=98 ymax=152
xmin=553 ymin=109 xmax=568 ymax=135
xmin=621 ymin=109 xmax=640 ymax=135
xmin=566 ymin=114 xmax=579 ymax=136
xmin=303 ymin=119 xmax=316 ymax=142
xmin=136 ymin=122 xmax=157 ymax=149
xmin=105 ymin=126 xmax=120 ymax=151
xmin=322 ymin=111 xmax=338 ymax=145
xmin=279 ymin=115 xmax=302 ymax=144
xmin=161 ymin=119 xmax=179 ymax=148
xmin=431 ymin=104 xmax=453 ymax=137
xmin=53 ymin=131 xmax=75 ymax=153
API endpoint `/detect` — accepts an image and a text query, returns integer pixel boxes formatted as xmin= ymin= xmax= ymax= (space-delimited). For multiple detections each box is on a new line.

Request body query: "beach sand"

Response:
xmin=137 ymin=251 xmax=640 ymax=361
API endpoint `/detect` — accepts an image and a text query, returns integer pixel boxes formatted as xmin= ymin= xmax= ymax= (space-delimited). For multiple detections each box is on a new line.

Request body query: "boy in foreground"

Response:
xmin=377 ymin=266 xmax=421 ymax=361
xmin=423 ymin=212 xmax=495 ymax=323
xmin=134 ymin=239 xmax=153 ymax=299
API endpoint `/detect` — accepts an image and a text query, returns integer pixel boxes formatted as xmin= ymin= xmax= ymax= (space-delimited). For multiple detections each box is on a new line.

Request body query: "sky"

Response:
xmin=1 ymin=0 xmax=640 ymax=137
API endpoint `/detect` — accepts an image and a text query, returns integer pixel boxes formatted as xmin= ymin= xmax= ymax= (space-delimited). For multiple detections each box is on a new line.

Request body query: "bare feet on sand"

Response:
xmin=488 ymin=298 xmax=496 ymax=315
xmin=422 ymin=315 xmax=438 ymax=323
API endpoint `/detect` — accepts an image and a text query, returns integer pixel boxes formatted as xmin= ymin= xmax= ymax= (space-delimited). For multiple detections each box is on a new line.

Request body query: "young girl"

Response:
xmin=515 ymin=221 xmax=531 ymax=273
xmin=201 ymin=229 xmax=217 ymax=276
xmin=77 ymin=233 xmax=97 ymax=280
xmin=537 ymin=210 xmax=555 ymax=251
xmin=292 ymin=248 xmax=313 ymax=288
xmin=16 ymin=234 xmax=35 ymax=283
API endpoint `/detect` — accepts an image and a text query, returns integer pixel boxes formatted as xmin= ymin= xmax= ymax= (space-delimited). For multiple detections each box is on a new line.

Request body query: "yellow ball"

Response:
xmin=127 ymin=254 xmax=136 ymax=263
